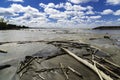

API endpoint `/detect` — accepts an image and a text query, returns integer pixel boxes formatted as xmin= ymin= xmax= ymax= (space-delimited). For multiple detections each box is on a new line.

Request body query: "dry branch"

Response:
xmin=61 ymin=48 xmax=113 ymax=80
xmin=59 ymin=63 xmax=69 ymax=80
xmin=67 ymin=66 xmax=83 ymax=78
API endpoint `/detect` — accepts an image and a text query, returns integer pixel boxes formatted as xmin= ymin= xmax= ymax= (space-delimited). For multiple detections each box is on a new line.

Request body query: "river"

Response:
xmin=0 ymin=28 xmax=120 ymax=80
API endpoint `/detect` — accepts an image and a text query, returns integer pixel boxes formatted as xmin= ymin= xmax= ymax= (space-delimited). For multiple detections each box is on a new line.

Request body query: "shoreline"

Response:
xmin=0 ymin=29 xmax=120 ymax=80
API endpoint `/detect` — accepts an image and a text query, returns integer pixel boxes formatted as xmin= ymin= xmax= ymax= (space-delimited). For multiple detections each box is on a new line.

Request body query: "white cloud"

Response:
xmin=2 ymin=2 xmax=120 ymax=28
xmin=49 ymin=12 xmax=67 ymax=19
xmin=114 ymin=10 xmax=120 ymax=15
xmin=0 ymin=3 xmax=41 ymax=17
xmin=39 ymin=3 xmax=47 ymax=8
xmin=47 ymin=3 xmax=55 ymax=8
xmin=0 ymin=4 xmax=46 ymax=27
xmin=44 ymin=7 xmax=60 ymax=15
xmin=0 ymin=8 xmax=13 ymax=16
xmin=89 ymin=15 xmax=101 ymax=19
xmin=117 ymin=18 xmax=120 ymax=21
xmin=86 ymin=10 xmax=94 ymax=14
xmin=40 ymin=3 xmax=64 ymax=9
xmin=65 ymin=3 xmax=86 ymax=11
xmin=39 ymin=3 xmax=98 ymax=27
xmin=7 ymin=3 xmax=100 ymax=27
xmin=72 ymin=5 xmax=87 ymax=11
xmin=64 ymin=2 xmax=73 ymax=10
xmin=106 ymin=0 xmax=120 ymax=5
xmin=86 ymin=6 xmax=93 ymax=10
xmin=101 ymin=9 xmax=120 ymax=16
xmin=55 ymin=3 xmax=64 ymax=8
xmin=68 ymin=0 xmax=98 ymax=4
xmin=101 ymin=9 xmax=113 ymax=15
xmin=8 ymin=0 xmax=24 ymax=2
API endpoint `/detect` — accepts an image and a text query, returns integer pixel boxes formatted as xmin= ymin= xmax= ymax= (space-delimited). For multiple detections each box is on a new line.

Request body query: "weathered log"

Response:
xmin=61 ymin=48 xmax=113 ymax=80
xmin=92 ymin=55 xmax=103 ymax=80
xmin=0 ymin=49 xmax=7 ymax=53
xmin=95 ymin=55 xmax=120 ymax=69
xmin=93 ymin=60 xmax=104 ymax=80
xmin=0 ymin=64 xmax=11 ymax=70
xmin=104 ymin=36 xmax=110 ymax=39
xmin=95 ymin=61 xmax=120 ymax=79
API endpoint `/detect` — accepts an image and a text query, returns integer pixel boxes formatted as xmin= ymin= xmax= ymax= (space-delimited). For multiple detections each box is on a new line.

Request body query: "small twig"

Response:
xmin=32 ymin=77 xmax=36 ymax=80
xmin=59 ymin=63 xmax=69 ymax=80
xmin=93 ymin=49 xmax=99 ymax=54
xmin=20 ymin=70 xmax=27 ymax=79
xmin=35 ymin=67 xmax=67 ymax=73
xmin=34 ymin=58 xmax=46 ymax=65
xmin=17 ymin=57 xmax=35 ymax=74
xmin=67 ymin=66 xmax=83 ymax=78
xmin=37 ymin=74 xmax=45 ymax=80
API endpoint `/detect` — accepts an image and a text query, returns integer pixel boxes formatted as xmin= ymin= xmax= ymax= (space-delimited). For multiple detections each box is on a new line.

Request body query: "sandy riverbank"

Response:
xmin=0 ymin=28 xmax=120 ymax=80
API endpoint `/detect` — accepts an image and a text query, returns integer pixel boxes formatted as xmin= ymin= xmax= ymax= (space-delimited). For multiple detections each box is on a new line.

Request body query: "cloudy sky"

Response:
xmin=0 ymin=0 xmax=120 ymax=28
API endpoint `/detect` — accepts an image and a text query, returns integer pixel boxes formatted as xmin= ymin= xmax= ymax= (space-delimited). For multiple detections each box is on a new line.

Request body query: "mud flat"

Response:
xmin=0 ymin=28 xmax=120 ymax=80
xmin=15 ymin=41 xmax=120 ymax=80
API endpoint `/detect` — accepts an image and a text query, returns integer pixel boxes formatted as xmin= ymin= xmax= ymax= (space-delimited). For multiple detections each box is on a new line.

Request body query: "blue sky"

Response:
xmin=0 ymin=0 xmax=120 ymax=28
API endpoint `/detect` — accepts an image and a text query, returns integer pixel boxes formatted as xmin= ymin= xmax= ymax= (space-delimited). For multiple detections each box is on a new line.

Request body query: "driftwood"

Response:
xmin=86 ymin=54 xmax=120 ymax=79
xmin=19 ymin=70 xmax=27 ymax=79
xmin=104 ymin=36 xmax=110 ymax=39
xmin=92 ymin=55 xmax=103 ymax=80
xmin=59 ymin=63 xmax=69 ymax=80
xmin=34 ymin=53 xmax=65 ymax=65
xmin=32 ymin=77 xmax=36 ymax=80
xmin=48 ymin=41 xmax=90 ymax=49
xmin=37 ymin=74 xmax=45 ymax=80
xmin=95 ymin=61 xmax=120 ymax=79
xmin=0 ymin=49 xmax=7 ymax=53
xmin=35 ymin=67 xmax=68 ymax=73
xmin=62 ymin=48 xmax=113 ymax=80
xmin=95 ymin=55 xmax=120 ymax=69
xmin=67 ymin=66 xmax=83 ymax=78
xmin=0 ymin=64 xmax=11 ymax=70
xmin=17 ymin=57 xmax=35 ymax=74
xmin=93 ymin=60 xmax=104 ymax=80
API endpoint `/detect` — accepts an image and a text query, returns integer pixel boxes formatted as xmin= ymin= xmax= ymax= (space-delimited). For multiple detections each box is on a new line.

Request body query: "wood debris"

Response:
xmin=16 ymin=41 xmax=120 ymax=80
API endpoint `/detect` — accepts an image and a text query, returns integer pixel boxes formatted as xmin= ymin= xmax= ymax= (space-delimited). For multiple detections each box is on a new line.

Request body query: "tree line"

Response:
xmin=0 ymin=18 xmax=28 ymax=30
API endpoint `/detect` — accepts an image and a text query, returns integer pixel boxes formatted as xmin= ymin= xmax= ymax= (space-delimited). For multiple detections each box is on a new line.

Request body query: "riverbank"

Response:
xmin=0 ymin=28 xmax=120 ymax=80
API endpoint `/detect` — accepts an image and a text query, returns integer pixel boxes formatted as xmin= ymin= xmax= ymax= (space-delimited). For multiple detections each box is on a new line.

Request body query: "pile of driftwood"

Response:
xmin=16 ymin=41 xmax=120 ymax=80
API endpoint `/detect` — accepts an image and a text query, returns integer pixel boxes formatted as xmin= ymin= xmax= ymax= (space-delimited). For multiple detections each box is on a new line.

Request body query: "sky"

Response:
xmin=0 ymin=0 xmax=120 ymax=28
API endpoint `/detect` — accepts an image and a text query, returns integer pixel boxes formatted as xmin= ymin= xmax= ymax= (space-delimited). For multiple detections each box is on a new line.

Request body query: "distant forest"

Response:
xmin=0 ymin=18 xmax=28 ymax=30
xmin=93 ymin=26 xmax=120 ymax=30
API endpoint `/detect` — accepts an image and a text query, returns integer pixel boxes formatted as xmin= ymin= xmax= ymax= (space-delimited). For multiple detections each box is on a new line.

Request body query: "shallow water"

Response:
xmin=0 ymin=29 xmax=120 ymax=42
xmin=0 ymin=29 xmax=120 ymax=80
xmin=0 ymin=29 xmax=120 ymax=64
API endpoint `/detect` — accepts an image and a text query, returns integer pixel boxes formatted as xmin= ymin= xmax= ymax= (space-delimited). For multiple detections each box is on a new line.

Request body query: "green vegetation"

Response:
xmin=0 ymin=18 xmax=28 ymax=30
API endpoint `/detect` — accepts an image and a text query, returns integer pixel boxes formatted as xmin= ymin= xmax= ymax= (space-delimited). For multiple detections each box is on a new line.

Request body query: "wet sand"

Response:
xmin=0 ymin=28 xmax=120 ymax=80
